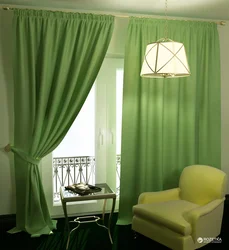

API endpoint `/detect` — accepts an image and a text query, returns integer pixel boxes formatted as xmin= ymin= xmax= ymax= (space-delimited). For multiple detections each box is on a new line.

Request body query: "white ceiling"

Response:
xmin=0 ymin=0 xmax=229 ymax=20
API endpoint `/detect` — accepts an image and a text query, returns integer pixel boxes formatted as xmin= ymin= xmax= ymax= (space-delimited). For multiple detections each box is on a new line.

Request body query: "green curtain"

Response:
xmin=9 ymin=9 xmax=114 ymax=236
xmin=118 ymin=18 xmax=221 ymax=224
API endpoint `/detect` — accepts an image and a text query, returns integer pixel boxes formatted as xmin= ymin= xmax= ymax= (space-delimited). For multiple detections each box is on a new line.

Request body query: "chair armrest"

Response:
xmin=183 ymin=198 xmax=225 ymax=242
xmin=138 ymin=188 xmax=180 ymax=204
xmin=183 ymin=198 xmax=225 ymax=223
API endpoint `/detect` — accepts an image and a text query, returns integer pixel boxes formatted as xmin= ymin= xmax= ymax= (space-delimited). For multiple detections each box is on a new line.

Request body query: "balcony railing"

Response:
xmin=53 ymin=155 xmax=121 ymax=202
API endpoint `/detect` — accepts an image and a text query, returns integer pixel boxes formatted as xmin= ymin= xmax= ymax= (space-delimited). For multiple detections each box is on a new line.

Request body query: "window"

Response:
xmin=41 ymin=58 xmax=124 ymax=217
xmin=115 ymin=69 xmax=124 ymax=195
xmin=52 ymin=85 xmax=96 ymax=203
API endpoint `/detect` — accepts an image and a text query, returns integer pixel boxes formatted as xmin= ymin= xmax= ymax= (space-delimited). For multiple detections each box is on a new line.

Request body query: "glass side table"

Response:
xmin=60 ymin=183 xmax=116 ymax=250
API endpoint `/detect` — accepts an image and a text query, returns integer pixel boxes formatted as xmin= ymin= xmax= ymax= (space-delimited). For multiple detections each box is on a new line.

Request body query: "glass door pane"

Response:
xmin=52 ymin=85 xmax=96 ymax=203
xmin=116 ymin=69 xmax=124 ymax=195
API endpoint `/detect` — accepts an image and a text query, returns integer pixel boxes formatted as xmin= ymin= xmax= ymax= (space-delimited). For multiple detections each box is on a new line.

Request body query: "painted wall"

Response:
xmin=0 ymin=10 xmax=16 ymax=215
xmin=0 ymin=11 xmax=228 ymax=215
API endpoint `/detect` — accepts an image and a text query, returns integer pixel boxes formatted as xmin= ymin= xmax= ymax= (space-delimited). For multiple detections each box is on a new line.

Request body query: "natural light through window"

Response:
xmin=116 ymin=69 xmax=123 ymax=156
xmin=52 ymin=85 xmax=95 ymax=158
xmin=51 ymin=58 xmax=124 ymax=204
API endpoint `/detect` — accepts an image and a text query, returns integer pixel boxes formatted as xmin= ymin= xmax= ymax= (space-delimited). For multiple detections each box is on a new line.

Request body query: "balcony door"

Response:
xmin=41 ymin=57 xmax=124 ymax=217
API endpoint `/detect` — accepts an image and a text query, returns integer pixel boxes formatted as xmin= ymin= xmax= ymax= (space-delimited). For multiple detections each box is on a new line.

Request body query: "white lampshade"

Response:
xmin=140 ymin=40 xmax=190 ymax=78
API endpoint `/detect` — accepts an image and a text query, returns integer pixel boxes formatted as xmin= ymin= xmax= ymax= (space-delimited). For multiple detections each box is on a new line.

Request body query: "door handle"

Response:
xmin=99 ymin=129 xmax=104 ymax=146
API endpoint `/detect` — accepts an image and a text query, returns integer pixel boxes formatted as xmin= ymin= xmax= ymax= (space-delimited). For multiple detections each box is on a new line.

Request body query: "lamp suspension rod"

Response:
xmin=164 ymin=0 xmax=168 ymax=39
xmin=1 ymin=6 xmax=226 ymax=26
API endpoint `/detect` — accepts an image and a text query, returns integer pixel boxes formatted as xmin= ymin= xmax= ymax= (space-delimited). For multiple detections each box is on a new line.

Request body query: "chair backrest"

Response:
xmin=179 ymin=165 xmax=227 ymax=205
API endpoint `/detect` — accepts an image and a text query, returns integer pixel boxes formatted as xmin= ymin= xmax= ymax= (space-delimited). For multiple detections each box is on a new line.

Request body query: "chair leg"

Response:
xmin=132 ymin=230 xmax=139 ymax=240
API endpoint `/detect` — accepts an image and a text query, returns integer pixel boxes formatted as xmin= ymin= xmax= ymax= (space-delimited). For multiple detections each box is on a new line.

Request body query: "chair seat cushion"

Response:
xmin=133 ymin=200 xmax=199 ymax=236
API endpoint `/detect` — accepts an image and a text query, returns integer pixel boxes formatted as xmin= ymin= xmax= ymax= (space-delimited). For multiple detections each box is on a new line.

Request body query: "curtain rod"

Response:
xmin=1 ymin=6 xmax=226 ymax=26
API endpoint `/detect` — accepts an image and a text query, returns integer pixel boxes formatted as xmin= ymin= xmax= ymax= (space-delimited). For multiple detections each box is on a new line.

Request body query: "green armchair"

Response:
xmin=132 ymin=165 xmax=227 ymax=250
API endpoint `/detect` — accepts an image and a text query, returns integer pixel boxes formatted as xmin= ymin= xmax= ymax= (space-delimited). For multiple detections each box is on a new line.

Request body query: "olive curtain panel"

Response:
xmin=9 ymin=10 xmax=114 ymax=236
xmin=118 ymin=18 xmax=221 ymax=224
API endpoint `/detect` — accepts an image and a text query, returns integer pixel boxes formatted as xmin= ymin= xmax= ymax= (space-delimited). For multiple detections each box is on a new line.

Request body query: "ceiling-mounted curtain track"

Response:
xmin=0 ymin=6 xmax=226 ymax=26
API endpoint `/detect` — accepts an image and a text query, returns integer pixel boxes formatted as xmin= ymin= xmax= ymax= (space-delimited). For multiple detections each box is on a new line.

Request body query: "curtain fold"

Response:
xmin=118 ymin=18 xmax=221 ymax=224
xmin=10 ymin=9 xmax=114 ymax=236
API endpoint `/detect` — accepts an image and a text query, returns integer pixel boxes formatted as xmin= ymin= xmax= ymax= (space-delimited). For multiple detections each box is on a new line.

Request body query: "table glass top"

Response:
xmin=60 ymin=183 xmax=116 ymax=201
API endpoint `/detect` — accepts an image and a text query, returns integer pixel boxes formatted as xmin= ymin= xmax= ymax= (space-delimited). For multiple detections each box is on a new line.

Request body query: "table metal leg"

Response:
xmin=107 ymin=197 xmax=116 ymax=244
xmin=96 ymin=197 xmax=116 ymax=244
xmin=62 ymin=201 xmax=69 ymax=232
xmin=67 ymin=216 xmax=100 ymax=250
xmin=66 ymin=221 xmax=80 ymax=250
xmin=102 ymin=199 xmax=107 ymax=224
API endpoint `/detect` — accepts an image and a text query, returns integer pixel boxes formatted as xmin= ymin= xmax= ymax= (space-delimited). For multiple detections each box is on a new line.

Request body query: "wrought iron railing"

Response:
xmin=53 ymin=155 xmax=121 ymax=202
xmin=116 ymin=155 xmax=121 ymax=196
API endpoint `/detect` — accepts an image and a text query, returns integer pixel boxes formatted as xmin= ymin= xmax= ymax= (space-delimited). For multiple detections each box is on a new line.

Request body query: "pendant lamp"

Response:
xmin=140 ymin=0 xmax=190 ymax=78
